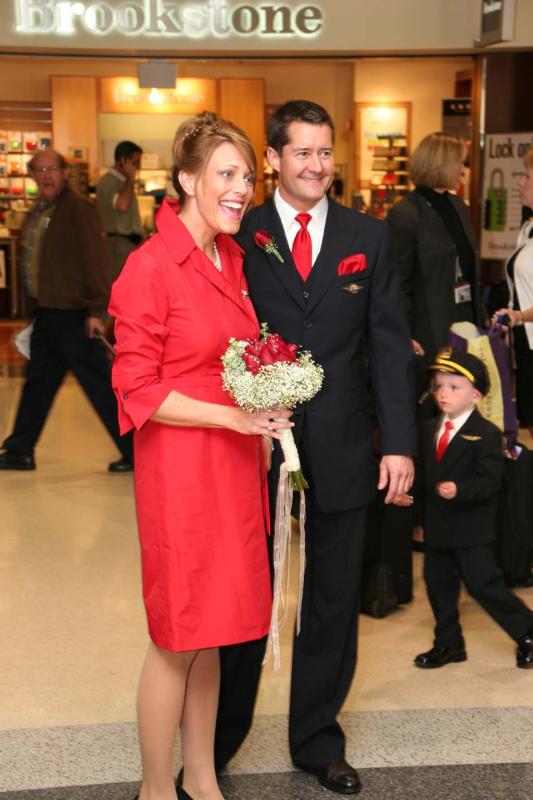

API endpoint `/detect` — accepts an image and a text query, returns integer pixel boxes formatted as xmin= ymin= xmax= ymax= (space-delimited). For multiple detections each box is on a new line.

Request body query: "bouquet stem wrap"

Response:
xmin=278 ymin=426 xmax=308 ymax=490
xmin=262 ymin=462 xmax=306 ymax=671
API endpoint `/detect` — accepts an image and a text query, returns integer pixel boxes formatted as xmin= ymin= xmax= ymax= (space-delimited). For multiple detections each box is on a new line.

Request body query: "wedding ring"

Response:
xmin=268 ymin=424 xmax=273 ymax=431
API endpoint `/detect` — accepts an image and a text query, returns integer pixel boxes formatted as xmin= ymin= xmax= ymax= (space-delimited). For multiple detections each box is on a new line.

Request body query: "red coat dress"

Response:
xmin=108 ymin=199 xmax=271 ymax=652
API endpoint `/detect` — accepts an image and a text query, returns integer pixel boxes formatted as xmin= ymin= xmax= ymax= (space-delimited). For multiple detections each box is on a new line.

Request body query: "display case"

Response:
xmin=0 ymin=130 xmax=51 ymax=211
xmin=354 ymin=101 xmax=412 ymax=219
xmin=0 ymin=235 xmax=20 ymax=318
xmin=368 ymin=135 xmax=410 ymax=219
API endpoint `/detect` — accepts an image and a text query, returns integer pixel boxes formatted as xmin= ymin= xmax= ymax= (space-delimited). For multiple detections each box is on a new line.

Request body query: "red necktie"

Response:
xmin=436 ymin=420 xmax=454 ymax=462
xmin=292 ymin=212 xmax=312 ymax=281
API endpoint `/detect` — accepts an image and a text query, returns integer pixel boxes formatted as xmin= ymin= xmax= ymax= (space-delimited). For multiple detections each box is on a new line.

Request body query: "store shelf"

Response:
xmin=369 ymin=135 xmax=410 ymax=219
xmin=0 ymin=127 xmax=51 ymax=212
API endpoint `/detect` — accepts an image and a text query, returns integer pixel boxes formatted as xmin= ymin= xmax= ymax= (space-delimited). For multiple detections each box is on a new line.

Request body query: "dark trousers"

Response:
xmin=424 ymin=545 xmax=532 ymax=647
xmin=216 ymin=448 xmax=367 ymax=770
xmin=3 ymin=308 xmax=131 ymax=460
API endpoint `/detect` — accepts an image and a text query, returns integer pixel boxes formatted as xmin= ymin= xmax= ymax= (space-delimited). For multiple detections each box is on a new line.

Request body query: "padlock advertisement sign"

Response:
xmin=481 ymin=132 xmax=533 ymax=260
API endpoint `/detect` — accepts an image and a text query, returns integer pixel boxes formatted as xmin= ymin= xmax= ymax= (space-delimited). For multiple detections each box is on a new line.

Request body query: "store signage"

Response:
xmin=480 ymin=0 xmax=515 ymax=45
xmin=15 ymin=0 xmax=324 ymax=39
xmin=480 ymin=132 xmax=533 ymax=260
xmin=100 ymin=76 xmax=217 ymax=113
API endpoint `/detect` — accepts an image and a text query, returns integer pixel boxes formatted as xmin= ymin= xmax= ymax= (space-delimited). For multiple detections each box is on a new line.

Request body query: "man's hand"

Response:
xmin=436 ymin=481 xmax=457 ymax=500
xmin=411 ymin=339 xmax=425 ymax=357
xmin=121 ymin=157 xmax=137 ymax=182
xmin=378 ymin=455 xmax=414 ymax=504
xmin=86 ymin=315 xmax=106 ymax=338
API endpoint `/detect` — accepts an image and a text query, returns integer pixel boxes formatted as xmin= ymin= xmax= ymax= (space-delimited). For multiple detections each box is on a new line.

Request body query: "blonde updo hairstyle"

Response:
xmin=172 ymin=111 xmax=257 ymax=205
xmin=523 ymin=147 xmax=533 ymax=171
xmin=409 ymin=132 xmax=465 ymax=190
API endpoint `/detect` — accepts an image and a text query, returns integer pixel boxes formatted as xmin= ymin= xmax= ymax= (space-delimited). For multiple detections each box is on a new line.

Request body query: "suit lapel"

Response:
xmin=305 ymin=200 xmax=358 ymax=316
xmin=433 ymin=409 xmax=481 ymax=478
xmin=250 ymin=201 xmax=306 ymax=311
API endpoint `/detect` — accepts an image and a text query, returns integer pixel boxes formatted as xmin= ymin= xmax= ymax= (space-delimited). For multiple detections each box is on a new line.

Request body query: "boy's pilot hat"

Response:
xmin=430 ymin=347 xmax=490 ymax=396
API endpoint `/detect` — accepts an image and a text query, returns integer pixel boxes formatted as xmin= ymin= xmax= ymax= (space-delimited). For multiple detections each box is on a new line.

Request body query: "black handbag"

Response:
xmin=494 ymin=446 xmax=533 ymax=587
xmin=362 ymin=562 xmax=398 ymax=619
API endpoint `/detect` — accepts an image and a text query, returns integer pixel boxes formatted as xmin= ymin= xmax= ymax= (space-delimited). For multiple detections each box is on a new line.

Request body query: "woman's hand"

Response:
xmin=228 ymin=407 xmax=293 ymax=439
xmin=492 ymin=307 xmax=522 ymax=327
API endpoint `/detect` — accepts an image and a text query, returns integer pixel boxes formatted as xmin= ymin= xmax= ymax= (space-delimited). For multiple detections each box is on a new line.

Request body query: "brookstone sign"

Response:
xmin=15 ymin=0 xmax=324 ymax=38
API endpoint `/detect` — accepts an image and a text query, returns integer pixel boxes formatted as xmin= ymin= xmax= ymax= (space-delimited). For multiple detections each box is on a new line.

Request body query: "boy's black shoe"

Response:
xmin=516 ymin=632 xmax=533 ymax=669
xmin=0 ymin=450 xmax=36 ymax=470
xmin=414 ymin=641 xmax=467 ymax=669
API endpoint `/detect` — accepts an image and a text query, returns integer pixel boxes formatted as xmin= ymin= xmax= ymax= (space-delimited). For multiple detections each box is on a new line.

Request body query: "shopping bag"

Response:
xmin=449 ymin=321 xmax=518 ymax=445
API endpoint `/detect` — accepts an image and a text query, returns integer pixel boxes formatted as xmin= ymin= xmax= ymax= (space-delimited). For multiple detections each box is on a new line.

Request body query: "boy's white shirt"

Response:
xmin=436 ymin=406 xmax=475 ymax=444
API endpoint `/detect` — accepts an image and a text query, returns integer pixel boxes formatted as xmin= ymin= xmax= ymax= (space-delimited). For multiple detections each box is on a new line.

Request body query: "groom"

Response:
xmin=215 ymin=100 xmax=416 ymax=794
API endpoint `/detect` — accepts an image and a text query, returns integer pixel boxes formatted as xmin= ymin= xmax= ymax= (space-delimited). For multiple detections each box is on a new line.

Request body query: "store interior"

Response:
xmin=0 ymin=53 xmax=477 ymax=320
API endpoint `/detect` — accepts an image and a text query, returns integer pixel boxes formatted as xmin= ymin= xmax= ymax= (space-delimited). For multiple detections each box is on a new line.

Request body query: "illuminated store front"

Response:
xmin=0 ymin=0 xmax=532 ymax=318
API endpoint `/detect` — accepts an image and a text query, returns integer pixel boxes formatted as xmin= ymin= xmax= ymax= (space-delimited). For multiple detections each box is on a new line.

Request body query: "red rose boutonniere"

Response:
xmin=254 ymin=229 xmax=284 ymax=263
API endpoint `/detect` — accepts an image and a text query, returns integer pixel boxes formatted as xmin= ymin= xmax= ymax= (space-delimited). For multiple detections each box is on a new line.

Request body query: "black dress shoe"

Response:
xmin=516 ymin=632 xmax=533 ymax=669
xmin=108 ymin=457 xmax=133 ymax=473
xmin=414 ymin=641 xmax=467 ymax=669
xmin=0 ymin=450 xmax=36 ymax=471
xmin=315 ymin=759 xmax=362 ymax=795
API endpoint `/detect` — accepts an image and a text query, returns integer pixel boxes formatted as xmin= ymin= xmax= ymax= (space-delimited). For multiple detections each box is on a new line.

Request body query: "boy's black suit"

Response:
xmin=420 ymin=409 xmax=532 ymax=648
xmin=216 ymin=198 xmax=416 ymax=771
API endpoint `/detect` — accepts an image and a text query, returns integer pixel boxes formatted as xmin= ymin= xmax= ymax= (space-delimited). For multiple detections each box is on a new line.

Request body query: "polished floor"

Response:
xmin=1 ymin=375 xmax=532 ymax=799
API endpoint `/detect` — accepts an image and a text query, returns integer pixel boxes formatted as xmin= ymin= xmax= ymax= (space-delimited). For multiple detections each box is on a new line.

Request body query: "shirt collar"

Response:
xmin=441 ymin=406 xmax=475 ymax=433
xmin=109 ymin=167 xmax=126 ymax=182
xmin=273 ymin=187 xmax=328 ymax=231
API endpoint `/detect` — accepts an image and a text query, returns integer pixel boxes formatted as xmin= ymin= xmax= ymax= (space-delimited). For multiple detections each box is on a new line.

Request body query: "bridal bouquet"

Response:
xmin=222 ymin=325 xmax=324 ymax=668
xmin=221 ymin=323 xmax=324 ymax=489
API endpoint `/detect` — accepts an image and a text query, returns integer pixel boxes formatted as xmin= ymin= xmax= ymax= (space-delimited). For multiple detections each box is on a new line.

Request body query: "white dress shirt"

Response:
xmin=273 ymin=188 xmax=328 ymax=267
xmin=506 ymin=219 xmax=533 ymax=349
xmin=436 ymin=406 xmax=475 ymax=446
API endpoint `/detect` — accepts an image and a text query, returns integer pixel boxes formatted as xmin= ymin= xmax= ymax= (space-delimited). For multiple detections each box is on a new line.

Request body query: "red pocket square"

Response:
xmin=338 ymin=254 xmax=367 ymax=275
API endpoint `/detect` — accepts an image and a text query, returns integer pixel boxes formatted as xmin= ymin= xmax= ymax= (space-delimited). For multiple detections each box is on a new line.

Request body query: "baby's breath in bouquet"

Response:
xmin=221 ymin=323 xmax=324 ymax=489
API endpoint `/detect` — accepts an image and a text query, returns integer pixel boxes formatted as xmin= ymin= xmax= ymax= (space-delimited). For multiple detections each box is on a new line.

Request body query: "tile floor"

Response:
xmin=1 ymin=376 xmax=532 ymax=799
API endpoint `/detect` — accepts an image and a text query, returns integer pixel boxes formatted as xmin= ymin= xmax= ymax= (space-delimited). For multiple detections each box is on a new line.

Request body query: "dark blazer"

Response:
xmin=238 ymin=197 xmax=416 ymax=513
xmin=387 ymin=190 xmax=484 ymax=364
xmin=419 ymin=408 xmax=504 ymax=549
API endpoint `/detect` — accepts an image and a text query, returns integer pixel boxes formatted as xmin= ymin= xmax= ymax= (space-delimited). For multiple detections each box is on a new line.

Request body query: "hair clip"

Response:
xmin=185 ymin=124 xmax=203 ymax=140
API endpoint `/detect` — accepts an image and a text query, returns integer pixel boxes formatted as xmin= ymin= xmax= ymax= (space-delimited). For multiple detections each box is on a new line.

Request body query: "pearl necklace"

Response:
xmin=212 ymin=239 xmax=222 ymax=272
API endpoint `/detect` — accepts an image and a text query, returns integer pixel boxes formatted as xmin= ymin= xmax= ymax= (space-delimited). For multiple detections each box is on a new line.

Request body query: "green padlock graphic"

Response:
xmin=484 ymin=168 xmax=507 ymax=231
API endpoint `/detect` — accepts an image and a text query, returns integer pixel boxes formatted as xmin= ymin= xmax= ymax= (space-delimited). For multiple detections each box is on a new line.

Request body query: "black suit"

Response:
xmin=420 ymin=409 xmax=531 ymax=647
xmin=216 ymin=198 xmax=416 ymax=770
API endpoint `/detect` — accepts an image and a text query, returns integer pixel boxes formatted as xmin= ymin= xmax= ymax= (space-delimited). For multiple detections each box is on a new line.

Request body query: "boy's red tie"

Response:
xmin=436 ymin=420 xmax=454 ymax=461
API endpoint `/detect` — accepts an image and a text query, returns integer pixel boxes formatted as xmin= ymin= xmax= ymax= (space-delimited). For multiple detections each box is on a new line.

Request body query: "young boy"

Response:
xmin=412 ymin=347 xmax=533 ymax=669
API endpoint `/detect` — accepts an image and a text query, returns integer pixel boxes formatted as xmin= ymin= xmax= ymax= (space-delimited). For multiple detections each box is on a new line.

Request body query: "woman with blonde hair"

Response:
xmin=493 ymin=148 xmax=533 ymax=435
xmin=109 ymin=111 xmax=292 ymax=800
xmin=387 ymin=132 xmax=484 ymax=399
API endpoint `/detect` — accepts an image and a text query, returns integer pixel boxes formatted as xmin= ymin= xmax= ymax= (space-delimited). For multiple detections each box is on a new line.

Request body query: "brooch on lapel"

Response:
xmin=460 ymin=434 xmax=482 ymax=441
xmin=338 ymin=253 xmax=367 ymax=275
xmin=342 ymin=283 xmax=364 ymax=294
xmin=254 ymin=229 xmax=284 ymax=263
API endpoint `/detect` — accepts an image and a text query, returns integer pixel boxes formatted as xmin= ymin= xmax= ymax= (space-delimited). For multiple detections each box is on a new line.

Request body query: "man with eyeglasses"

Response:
xmin=0 ymin=148 xmax=133 ymax=473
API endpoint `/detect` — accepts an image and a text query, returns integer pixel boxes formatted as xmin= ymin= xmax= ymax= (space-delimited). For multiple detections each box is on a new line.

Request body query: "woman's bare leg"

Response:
xmin=181 ymin=647 xmax=224 ymax=800
xmin=137 ymin=643 xmax=197 ymax=800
